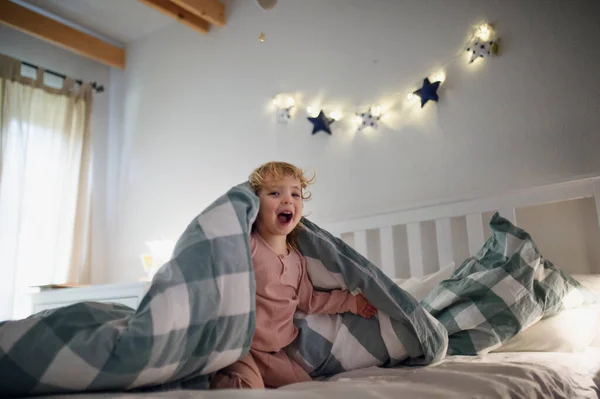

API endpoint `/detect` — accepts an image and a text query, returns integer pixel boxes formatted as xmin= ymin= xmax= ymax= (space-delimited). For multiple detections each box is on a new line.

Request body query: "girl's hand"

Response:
xmin=356 ymin=294 xmax=377 ymax=318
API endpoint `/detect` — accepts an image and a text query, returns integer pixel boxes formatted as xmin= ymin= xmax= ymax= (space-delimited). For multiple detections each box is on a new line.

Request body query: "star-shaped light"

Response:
xmin=413 ymin=78 xmax=441 ymax=108
xmin=356 ymin=108 xmax=381 ymax=131
xmin=307 ymin=110 xmax=335 ymax=135
xmin=466 ymin=39 xmax=496 ymax=63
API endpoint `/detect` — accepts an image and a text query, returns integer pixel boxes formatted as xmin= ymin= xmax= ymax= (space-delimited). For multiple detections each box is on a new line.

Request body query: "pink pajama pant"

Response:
xmin=210 ymin=348 xmax=312 ymax=389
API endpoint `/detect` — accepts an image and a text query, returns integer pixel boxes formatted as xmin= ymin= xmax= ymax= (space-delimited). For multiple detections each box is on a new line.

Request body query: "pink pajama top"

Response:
xmin=250 ymin=232 xmax=358 ymax=353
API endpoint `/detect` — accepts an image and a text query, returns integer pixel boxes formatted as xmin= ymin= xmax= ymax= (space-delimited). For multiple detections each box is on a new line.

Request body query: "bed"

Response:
xmin=23 ymin=350 xmax=600 ymax=398
xmin=23 ymin=351 xmax=600 ymax=398
xmin=6 ymin=175 xmax=600 ymax=399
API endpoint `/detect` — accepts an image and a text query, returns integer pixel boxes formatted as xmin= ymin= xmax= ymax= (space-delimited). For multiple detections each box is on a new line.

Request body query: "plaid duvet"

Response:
xmin=0 ymin=182 xmax=447 ymax=397
xmin=288 ymin=218 xmax=447 ymax=376
xmin=422 ymin=212 xmax=598 ymax=356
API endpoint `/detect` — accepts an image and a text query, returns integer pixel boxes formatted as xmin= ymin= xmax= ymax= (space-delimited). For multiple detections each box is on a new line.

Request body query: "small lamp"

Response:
xmin=140 ymin=240 xmax=175 ymax=281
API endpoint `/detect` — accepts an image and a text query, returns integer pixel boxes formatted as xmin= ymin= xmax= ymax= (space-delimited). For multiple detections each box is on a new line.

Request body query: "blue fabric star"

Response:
xmin=413 ymin=78 xmax=441 ymax=108
xmin=307 ymin=110 xmax=334 ymax=135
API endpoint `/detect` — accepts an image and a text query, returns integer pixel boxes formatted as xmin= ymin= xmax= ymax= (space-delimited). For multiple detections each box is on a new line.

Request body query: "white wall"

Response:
xmin=490 ymin=198 xmax=600 ymax=275
xmin=0 ymin=25 xmax=113 ymax=284
xmin=108 ymin=0 xmax=600 ymax=282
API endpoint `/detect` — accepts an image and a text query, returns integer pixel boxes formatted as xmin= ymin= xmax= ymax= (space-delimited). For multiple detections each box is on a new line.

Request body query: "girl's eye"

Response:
xmin=269 ymin=192 xmax=279 ymax=196
xmin=292 ymin=193 xmax=301 ymax=198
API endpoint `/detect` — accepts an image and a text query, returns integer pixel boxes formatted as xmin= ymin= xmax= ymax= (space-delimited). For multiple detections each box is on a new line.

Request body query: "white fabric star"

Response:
xmin=276 ymin=107 xmax=292 ymax=124
xmin=466 ymin=39 xmax=496 ymax=63
xmin=356 ymin=108 xmax=381 ymax=131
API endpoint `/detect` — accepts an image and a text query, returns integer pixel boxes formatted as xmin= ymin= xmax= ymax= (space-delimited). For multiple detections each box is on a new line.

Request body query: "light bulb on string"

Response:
xmin=329 ymin=110 xmax=342 ymax=121
xmin=432 ymin=71 xmax=445 ymax=84
xmin=477 ymin=23 xmax=493 ymax=41
xmin=306 ymin=105 xmax=319 ymax=117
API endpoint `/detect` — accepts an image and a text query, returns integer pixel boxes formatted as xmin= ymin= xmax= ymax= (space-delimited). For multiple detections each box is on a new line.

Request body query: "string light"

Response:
xmin=433 ymin=71 xmax=446 ymax=84
xmin=329 ymin=110 xmax=342 ymax=120
xmin=272 ymin=93 xmax=296 ymax=108
xmin=269 ymin=22 xmax=501 ymax=133
xmin=306 ymin=105 xmax=318 ymax=117
xmin=476 ymin=23 xmax=493 ymax=41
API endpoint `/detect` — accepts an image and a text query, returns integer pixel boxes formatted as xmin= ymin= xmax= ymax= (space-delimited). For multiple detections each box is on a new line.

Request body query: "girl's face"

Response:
xmin=255 ymin=175 xmax=303 ymax=238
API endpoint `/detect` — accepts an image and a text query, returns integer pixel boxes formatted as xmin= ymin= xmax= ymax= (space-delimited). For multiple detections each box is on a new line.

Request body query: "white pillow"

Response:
xmin=394 ymin=263 xmax=456 ymax=302
xmin=572 ymin=274 xmax=600 ymax=348
xmin=492 ymin=274 xmax=600 ymax=353
xmin=571 ymin=274 xmax=600 ymax=297
xmin=491 ymin=305 xmax=600 ymax=353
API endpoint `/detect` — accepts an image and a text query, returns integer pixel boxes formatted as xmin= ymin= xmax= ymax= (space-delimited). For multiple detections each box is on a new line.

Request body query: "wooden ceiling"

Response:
xmin=138 ymin=0 xmax=225 ymax=35
xmin=0 ymin=0 xmax=226 ymax=70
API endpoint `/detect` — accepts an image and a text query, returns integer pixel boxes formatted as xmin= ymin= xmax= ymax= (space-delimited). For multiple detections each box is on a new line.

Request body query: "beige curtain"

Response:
xmin=0 ymin=54 xmax=93 ymax=320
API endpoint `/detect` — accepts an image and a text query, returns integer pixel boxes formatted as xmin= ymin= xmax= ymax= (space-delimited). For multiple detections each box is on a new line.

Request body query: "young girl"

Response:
xmin=210 ymin=161 xmax=377 ymax=390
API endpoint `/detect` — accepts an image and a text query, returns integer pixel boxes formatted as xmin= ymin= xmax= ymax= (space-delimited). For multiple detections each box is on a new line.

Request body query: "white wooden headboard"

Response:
xmin=322 ymin=176 xmax=600 ymax=279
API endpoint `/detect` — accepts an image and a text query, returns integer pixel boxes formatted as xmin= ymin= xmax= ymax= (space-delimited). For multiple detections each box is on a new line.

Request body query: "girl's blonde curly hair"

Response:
xmin=248 ymin=161 xmax=314 ymax=199
xmin=248 ymin=161 xmax=315 ymax=249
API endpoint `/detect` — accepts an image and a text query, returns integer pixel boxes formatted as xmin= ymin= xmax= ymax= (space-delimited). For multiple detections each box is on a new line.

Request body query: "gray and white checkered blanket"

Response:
xmin=0 ymin=182 xmax=448 ymax=397
xmin=422 ymin=213 xmax=598 ymax=356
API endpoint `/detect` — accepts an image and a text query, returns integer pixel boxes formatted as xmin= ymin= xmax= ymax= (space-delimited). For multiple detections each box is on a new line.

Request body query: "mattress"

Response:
xmin=33 ymin=349 xmax=600 ymax=399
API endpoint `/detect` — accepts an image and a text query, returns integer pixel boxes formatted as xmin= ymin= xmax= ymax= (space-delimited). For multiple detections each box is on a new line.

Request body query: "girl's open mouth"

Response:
xmin=278 ymin=211 xmax=293 ymax=224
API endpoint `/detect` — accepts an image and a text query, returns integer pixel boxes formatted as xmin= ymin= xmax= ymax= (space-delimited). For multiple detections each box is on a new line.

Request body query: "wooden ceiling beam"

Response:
xmin=138 ymin=0 xmax=211 ymax=34
xmin=0 ymin=0 xmax=125 ymax=69
xmin=169 ymin=0 xmax=225 ymax=27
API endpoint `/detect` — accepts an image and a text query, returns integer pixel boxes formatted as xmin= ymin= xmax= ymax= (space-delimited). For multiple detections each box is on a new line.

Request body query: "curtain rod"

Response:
xmin=21 ymin=61 xmax=104 ymax=93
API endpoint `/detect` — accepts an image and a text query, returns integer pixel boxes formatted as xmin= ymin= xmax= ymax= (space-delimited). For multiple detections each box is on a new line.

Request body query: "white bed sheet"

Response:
xmin=310 ymin=349 xmax=600 ymax=398
xmin=34 ymin=349 xmax=600 ymax=399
